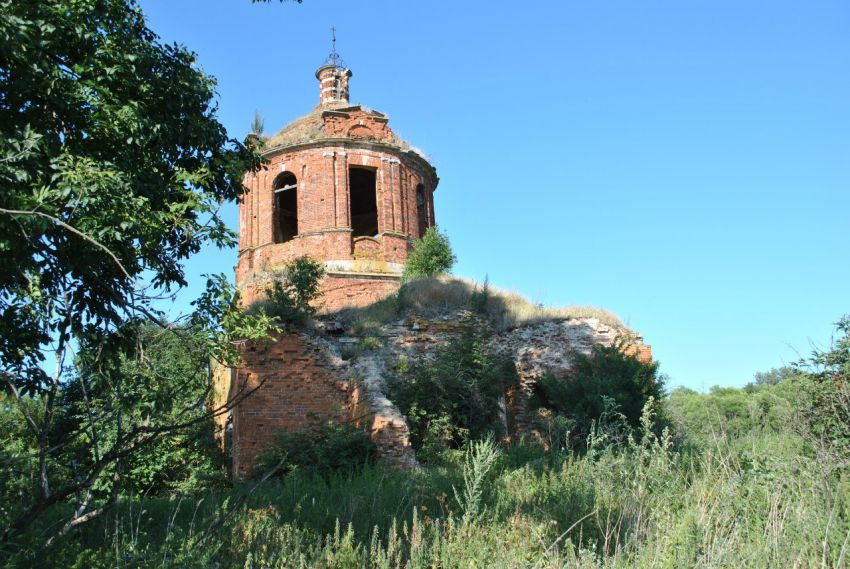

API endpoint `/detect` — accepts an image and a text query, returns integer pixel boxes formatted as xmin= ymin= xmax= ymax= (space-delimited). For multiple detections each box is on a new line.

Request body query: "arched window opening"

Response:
xmin=416 ymin=184 xmax=428 ymax=238
xmin=350 ymin=167 xmax=378 ymax=237
xmin=273 ymin=171 xmax=297 ymax=243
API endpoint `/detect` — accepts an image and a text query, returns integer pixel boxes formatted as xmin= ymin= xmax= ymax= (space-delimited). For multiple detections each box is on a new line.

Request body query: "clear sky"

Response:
xmin=140 ymin=0 xmax=849 ymax=391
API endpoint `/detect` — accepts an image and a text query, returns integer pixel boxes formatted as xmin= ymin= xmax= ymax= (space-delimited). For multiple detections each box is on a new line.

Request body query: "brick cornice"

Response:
xmin=261 ymin=138 xmax=439 ymax=189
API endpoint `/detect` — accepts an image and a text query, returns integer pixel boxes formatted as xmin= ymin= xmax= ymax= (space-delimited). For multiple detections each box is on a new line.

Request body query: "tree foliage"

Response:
xmin=0 ymin=0 xmax=273 ymax=538
xmin=403 ymin=226 xmax=456 ymax=280
xmin=537 ymin=342 xmax=665 ymax=446
xmin=795 ymin=315 xmax=850 ymax=465
xmin=263 ymin=256 xmax=325 ymax=324
xmin=749 ymin=366 xmax=799 ymax=389
xmin=666 ymin=382 xmax=798 ymax=449
xmin=251 ymin=109 xmax=265 ymax=135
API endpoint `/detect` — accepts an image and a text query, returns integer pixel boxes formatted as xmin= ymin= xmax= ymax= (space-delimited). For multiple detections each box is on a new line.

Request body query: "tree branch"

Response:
xmin=0 ymin=207 xmax=132 ymax=280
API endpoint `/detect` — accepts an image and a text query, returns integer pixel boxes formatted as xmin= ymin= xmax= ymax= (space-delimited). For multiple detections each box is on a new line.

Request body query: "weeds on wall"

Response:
xmin=254 ymin=419 xmax=376 ymax=480
xmin=385 ymin=322 xmax=517 ymax=460
xmin=261 ymin=255 xmax=325 ymax=324
xmin=402 ymin=226 xmax=456 ymax=280
xmin=335 ymin=275 xmax=624 ymax=335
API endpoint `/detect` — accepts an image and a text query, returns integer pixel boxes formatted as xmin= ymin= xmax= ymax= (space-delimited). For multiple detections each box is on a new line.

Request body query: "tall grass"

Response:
xmin=335 ymin=276 xmax=624 ymax=333
xmin=8 ymin=400 xmax=848 ymax=568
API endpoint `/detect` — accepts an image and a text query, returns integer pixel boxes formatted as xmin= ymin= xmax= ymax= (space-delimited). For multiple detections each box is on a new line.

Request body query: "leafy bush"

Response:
xmin=452 ymin=436 xmax=501 ymax=521
xmin=386 ymin=323 xmax=516 ymax=457
xmin=536 ymin=342 xmax=665 ymax=447
xmin=255 ymin=420 xmax=376 ymax=479
xmin=666 ymin=381 xmax=798 ymax=450
xmin=403 ymin=226 xmax=456 ymax=280
xmin=263 ymin=256 xmax=325 ymax=323
xmin=795 ymin=315 xmax=850 ymax=465
xmin=73 ymin=323 xmax=228 ymax=495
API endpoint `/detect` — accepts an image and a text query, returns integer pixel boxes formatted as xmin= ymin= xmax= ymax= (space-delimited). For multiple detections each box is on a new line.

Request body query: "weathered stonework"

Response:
xmin=217 ymin=306 xmax=653 ymax=480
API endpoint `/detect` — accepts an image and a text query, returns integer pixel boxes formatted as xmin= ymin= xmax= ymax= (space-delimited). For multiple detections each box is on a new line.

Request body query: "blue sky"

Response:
xmin=140 ymin=0 xmax=849 ymax=391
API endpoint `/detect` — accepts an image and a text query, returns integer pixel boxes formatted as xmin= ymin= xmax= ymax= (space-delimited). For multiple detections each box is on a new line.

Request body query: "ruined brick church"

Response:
xmin=216 ymin=50 xmax=440 ymax=478
xmin=235 ymin=53 xmax=437 ymax=311
xmin=216 ymin=50 xmax=652 ymax=480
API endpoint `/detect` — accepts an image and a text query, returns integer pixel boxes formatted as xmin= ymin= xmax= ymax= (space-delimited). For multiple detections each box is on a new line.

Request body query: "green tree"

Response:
xmin=251 ymin=109 xmax=265 ymax=135
xmin=796 ymin=315 xmax=850 ymax=466
xmin=665 ymin=381 xmax=797 ymax=449
xmin=263 ymin=256 xmax=325 ymax=324
xmin=537 ymin=342 xmax=665 ymax=446
xmin=403 ymin=226 xmax=456 ymax=280
xmin=0 ymin=0 xmax=273 ymax=538
xmin=69 ymin=323 xmax=229 ymax=495
xmin=748 ymin=366 xmax=799 ymax=389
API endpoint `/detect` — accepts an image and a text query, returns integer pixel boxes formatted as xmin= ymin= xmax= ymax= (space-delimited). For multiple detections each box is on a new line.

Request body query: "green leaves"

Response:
xmin=387 ymin=323 xmax=515 ymax=456
xmin=537 ymin=342 xmax=665 ymax=448
xmin=0 ymin=0 xmax=264 ymax=391
xmin=403 ymin=226 xmax=456 ymax=281
xmin=192 ymin=274 xmax=277 ymax=366
xmin=262 ymin=256 xmax=325 ymax=324
xmin=0 ymin=0 xmax=271 ymax=535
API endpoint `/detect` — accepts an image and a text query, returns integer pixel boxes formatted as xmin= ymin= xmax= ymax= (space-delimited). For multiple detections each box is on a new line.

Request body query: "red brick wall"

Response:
xmin=237 ymin=141 xmax=437 ymax=311
xmin=320 ymin=274 xmax=401 ymax=312
xmin=223 ymin=330 xmax=417 ymax=479
xmin=237 ymin=272 xmax=401 ymax=313
xmin=228 ymin=333 xmax=352 ymax=480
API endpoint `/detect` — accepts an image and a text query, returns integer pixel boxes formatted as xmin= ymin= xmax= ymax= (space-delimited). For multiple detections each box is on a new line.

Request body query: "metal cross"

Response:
xmin=329 ymin=27 xmax=339 ymax=66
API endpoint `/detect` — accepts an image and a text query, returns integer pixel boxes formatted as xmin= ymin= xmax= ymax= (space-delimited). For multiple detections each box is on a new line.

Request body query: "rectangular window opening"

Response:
xmin=349 ymin=167 xmax=378 ymax=237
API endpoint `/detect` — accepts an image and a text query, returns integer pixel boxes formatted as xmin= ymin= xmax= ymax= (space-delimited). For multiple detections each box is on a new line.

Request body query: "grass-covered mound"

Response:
xmin=334 ymin=275 xmax=624 ymax=334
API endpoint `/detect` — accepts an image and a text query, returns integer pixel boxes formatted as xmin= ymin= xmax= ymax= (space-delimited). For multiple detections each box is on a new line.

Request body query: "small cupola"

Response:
xmin=315 ymin=28 xmax=352 ymax=107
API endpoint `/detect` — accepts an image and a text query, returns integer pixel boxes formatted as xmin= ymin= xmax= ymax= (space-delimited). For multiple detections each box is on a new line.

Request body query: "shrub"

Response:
xmin=796 ymin=315 xmax=850 ymax=466
xmin=403 ymin=227 xmax=456 ymax=280
xmin=386 ymin=323 xmax=516 ymax=456
xmin=665 ymin=380 xmax=798 ymax=450
xmin=536 ymin=341 xmax=665 ymax=447
xmin=263 ymin=256 xmax=325 ymax=323
xmin=255 ymin=420 xmax=376 ymax=479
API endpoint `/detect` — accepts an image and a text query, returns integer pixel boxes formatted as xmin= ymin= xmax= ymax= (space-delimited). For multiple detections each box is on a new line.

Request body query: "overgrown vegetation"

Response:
xmin=0 ymin=0 xmax=273 ymax=539
xmin=336 ymin=275 xmax=624 ymax=335
xmin=255 ymin=420 xmax=376 ymax=480
xmin=260 ymin=256 xmax=326 ymax=324
xmin=403 ymin=226 xmax=456 ymax=280
xmin=536 ymin=342 xmax=666 ymax=449
xmin=386 ymin=323 xmax=516 ymax=459
xmin=0 ymin=322 xmax=234 ymax=544
xmin=5 ymin=375 xmax=849 ymax=567
xmin=3 ymin=313 xmax=849 ymax=566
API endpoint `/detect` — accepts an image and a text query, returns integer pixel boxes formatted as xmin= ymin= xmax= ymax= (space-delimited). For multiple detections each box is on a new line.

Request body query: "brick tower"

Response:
xmin=236 ymin=52 xmax=439 ymax=312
